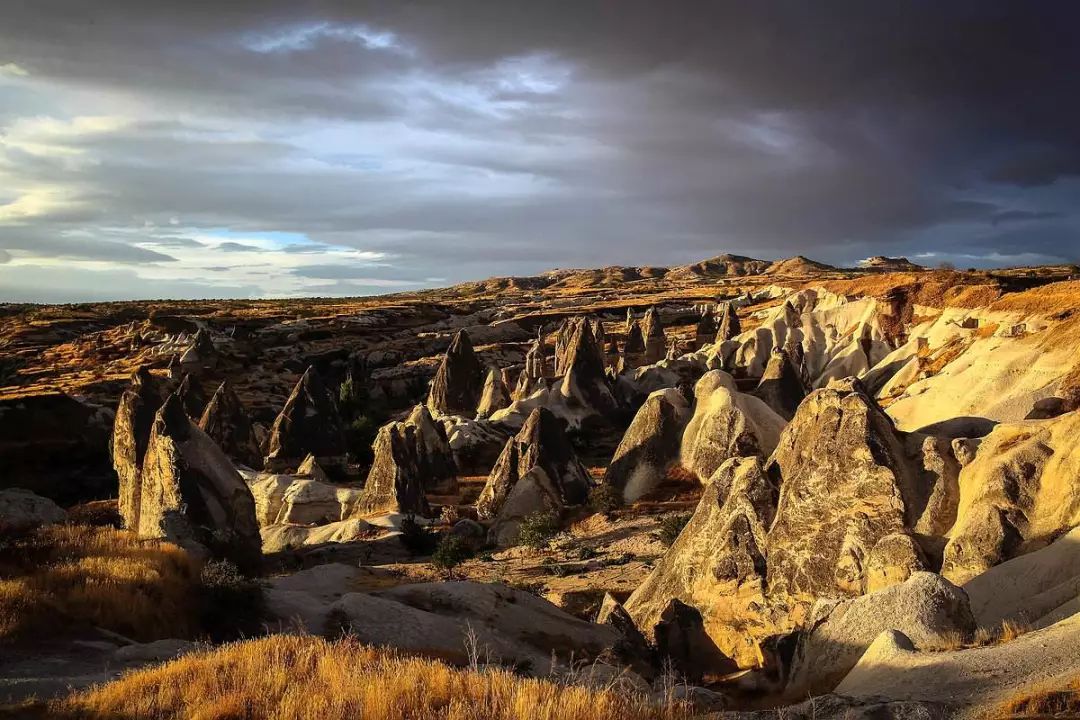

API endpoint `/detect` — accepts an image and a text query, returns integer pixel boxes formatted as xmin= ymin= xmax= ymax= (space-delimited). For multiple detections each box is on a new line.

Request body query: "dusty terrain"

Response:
xmin=1 ymin=253 xmax=1079 ymax=719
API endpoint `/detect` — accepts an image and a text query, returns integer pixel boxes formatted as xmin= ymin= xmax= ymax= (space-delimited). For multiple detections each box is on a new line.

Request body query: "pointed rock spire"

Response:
xmin=138 ymin=394 xmax=262 ymax=573
xmin=752 ymin=348 xmax=806 ymax=420
xmin=476 ymin=367 xmax=511 ymax=419
xmin=641 ymin=307 xmax=665 ymax=364
xmin=198 ymin=379 xmax=263 ymax=469
xmin=604 ymin=388 xmax=691 ymax=502
xmin=113 ymin=366 xmax=164 ymax=531
xmin=427 ymin=330 xmax=484 ymax=417
xmin=716 ymin=302 xmax=741 ymax=343
xmin=265 ymin=366 xmax=346 ymax=472
xmin=177 ymin=373 xmax=207 ymax=419
xmin=559 ymin=317 xmax=618 ymax=416
xmin=354 ymin=421 xmax=432 ymax=517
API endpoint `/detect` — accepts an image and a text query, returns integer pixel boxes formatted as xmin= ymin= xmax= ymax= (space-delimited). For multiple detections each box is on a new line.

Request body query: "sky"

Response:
xmin=1 ymin=1 xmax=1079 ymax=303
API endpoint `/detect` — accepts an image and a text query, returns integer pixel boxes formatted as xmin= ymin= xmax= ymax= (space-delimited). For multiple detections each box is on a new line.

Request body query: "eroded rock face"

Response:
xmin=176 ymin=374 xmax=207 ymax=419
xmin=765 ymin=378 xmax=923 ymax=600
xmin=680 ymin=370 xmax=786 ymax=482
xmin=198 ymin=379 xmax=262 ymax=469
xmin=641 ymin=307 xmax=666 ymax=364
xmin=476 ymin=367 xmax=511 ymax=419
xmin=942 ymin=410 xmax=1080 ymax=584
xmin=557 ymin=317 xmax=618 ymax=418
xmin=404 ymin=403 xmax=457 ymax=494
xmin=604 ymin=388 xmax=690 ymax=502
xmin=113 ymin=366 xmax=164 ymax=531
xmin=138 ymin=395 xmax=261 ymax=572
xmin=625 ymin=457 xmax=778 ymax=666
xmin=427 ymin=329 xmax=484 ymax=417
xmin=654 ymin=599 xmax=737 ymax=683
xmin=716 ymin=302 xmax=741 ymax=343
xmin=265 ymin=366 xmax=346 ymax=472
xmin=786 ymin=572 xmax=975 ymax=696
xmin=476 ymin=407 xmax=591 ymax=546
xmin=353 ymin=420 xmax=432 ymax=518
xmin=751 ymin=348 xmax=805 ymax=420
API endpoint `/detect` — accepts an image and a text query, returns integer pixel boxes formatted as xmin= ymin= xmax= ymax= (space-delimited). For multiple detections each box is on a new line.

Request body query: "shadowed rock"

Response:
xmin=138 ymin=394 xmax=262 ymax=573
xmin=603 ymin=388 xmax=690 ymax=502
xmin=476 ymin=367 xmax=511 ymax=419
xmin=558 ymin=317 xmax=619 ymax=417
xmin=353 ymin=421 xmax=432 ymax=517
xmin=654 ymin=599 xmax=737 ymax=683
xmin=716 ymin=302 xmax=741 ymax=343
xmin=265 ymin=366 xmax=346 ymax=472
xmin=177 ymin=374 xmax=207 ymax=419
xmin=641 ymin=307 xmax=666 ymax=364
xmin=405 ymin=403 xmax=457 ymax=494
xmin=477 ymin=407 xmax=591 ymax=546
xmin=427 ymin=330 xmax=484 ymax=417
xmin=751 ymin=348 xmax=806 ymax=420
xmin=621 ymin=322 xmax=646 ymax=370
xmin=113 ymin=366 xmax=165 ymax=531
xmin=695 ymin=310 xmax=717 ymax=349
xmin=198 ymin=379 xmax=263 ymax=469
xmin=179 ymin=328 xmax=218 ymax=374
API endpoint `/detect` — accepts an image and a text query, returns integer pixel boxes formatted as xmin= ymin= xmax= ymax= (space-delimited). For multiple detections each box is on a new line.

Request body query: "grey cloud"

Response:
xmin=0 ymin=229 xmax=177 ymax=263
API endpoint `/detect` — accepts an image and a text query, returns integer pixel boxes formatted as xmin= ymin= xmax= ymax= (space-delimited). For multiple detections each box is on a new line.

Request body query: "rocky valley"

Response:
xmin=1 ymin=254 xmax=1079 ymax=719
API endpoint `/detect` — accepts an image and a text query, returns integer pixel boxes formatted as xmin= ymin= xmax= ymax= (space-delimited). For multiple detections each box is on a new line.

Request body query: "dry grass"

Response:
xmin=28 ymin=635 xmax=690 ymax=720
xmin=0 ymin=524 xmax=198 ymax=642
xmin=925 ymin=620 xmax=1032 ymax=652
xmin=989 ymin=279 xmax=1080 ymax=315
xmin=994 ymin=673 xmax=1080 ymax=718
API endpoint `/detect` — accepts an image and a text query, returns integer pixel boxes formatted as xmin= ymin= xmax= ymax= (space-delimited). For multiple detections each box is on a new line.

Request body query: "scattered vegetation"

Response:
xmin=18 ymin=635 xmax=689 ymax=720
xmin=197 ymin=560 xmax=266 ymax=641
xmin=0 ymin=525 xmax=198 ymax=642
xmin=926 ymin=619 xmax=1032 ymax=652
xmin=996 ymin=673 xmax=1080 ymax=718
xmin=398 ymin=514 xmax=438 ymax=556
xmin=656 ymin=513 xmax=691 ymax=547
xmin=431 ymin=534 xmax=473 ymax=579
xmin=517 ymin=510 xmax=562 ymax=549
xmin=588 ymin=483 xmax=623 ymax=517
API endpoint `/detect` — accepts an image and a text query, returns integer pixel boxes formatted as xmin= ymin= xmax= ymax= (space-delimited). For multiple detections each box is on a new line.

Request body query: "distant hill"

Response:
xmin=859 ymin=256 xmax=926 ymax=272
xmin=763 ymin=255 xmax=836 ymax=275
xmin=665 ymin=254 xmax=772 ymax=281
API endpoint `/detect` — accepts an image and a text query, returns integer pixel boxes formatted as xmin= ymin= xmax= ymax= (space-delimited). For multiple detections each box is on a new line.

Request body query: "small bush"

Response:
xmin=517 ymin=510 xmax=561 ymax=550
xmin=438 ymin=505 xmax=461 ymax=526
xmin=398 ymin=515 xmax=437 ymax=556
xmin=657 ymin=513 xmax=691 ymax=547
xmin=431 ymin=535 xmax=472 ymax=578
xmin=197 ymin=560 xmax=265 ymax=641
xmin=588 ymin=483 xmax=622 ymax=516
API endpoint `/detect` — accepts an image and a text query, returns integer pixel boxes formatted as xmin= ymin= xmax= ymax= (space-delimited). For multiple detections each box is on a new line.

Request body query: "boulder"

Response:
xmin=942 ymin=410 xmax=1080 ymax=584
xmin=864 ymin=533 xmax=926 ymax=593
xmin=603 ymin=388 xmax=690 ymax=502
xmin=113 ymin=366 xmax=164 ymax=531
xmin=624 ymin=457 xmax=778 ymax=666
xmin=198 ymin=379 xmax=262 ymax=469
xmin=0 ymin=488 xmax=67 ymax=533
xmin=137 ymin=394 xmax=262 ymax=572
xmin=427 ymin=329 xmax=484 ymax=417
xmin=786 ymin=572 xmax=976 ymax=695
xmin=475 ymin=367 xmax=511 ymax=419
xmin=476 ymin=407 xmax=591 ymax=547
xmin=750 ymin=348 xmax=805 ymax=420
xmin=265 ymin=366 xmax=346 ymax=472
xmin=679 ymin=370 xmax=786 ymax=482
xmin=764 ymin=378 xmax=924 ymax=599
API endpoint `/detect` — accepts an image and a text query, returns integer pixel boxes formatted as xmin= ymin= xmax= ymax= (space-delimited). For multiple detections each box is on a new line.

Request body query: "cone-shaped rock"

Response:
xmin=177 ymin=373 xmax=207 ymax=419
xmin=604 ymin=388 xmax=690 ymax=502
xmin=427 ymin=330 xmax=484 ymax=417
xmin=198 ymin=379 xmax=263 ymax=469
xmin=477 ymin=407 xmax=591 ymax=546
xmin=179 ymin=328 xmax=218 ymax=373
xmin=641 ymin=307 xmax=666 ymax=364
xmin=265 ymin=366 xmax=346 ymax=472
xmin=353 ymin=421 xmax=431 ymax=517
xmin=751 ymin=348 xmax=806 ymax=420
xmin=113 ymin=366 xmax=164 ymax=531
xmin=524 ymin=338 xmax=546 ymax=381
xmin=296 ymin=453 xmax=330 ymax=483
xmin=405 ymin=403 xmax=457 ymax=494
xmin=138 ymin=394 xmax=261 ymax=573
xmin=716 ymin=302 xmax=741 ymax=343
xmin=476 ymin=367 xmax=511 ymax=419
xmin=558 ymin=318 xmax=618 ymax=416
xmin=765 ymin=378 xmax=923 ymax=599
xmin=625 ymin=457 xmax=777 ymax=666
xmin=620 ymin=322 xmax=646 ymax=370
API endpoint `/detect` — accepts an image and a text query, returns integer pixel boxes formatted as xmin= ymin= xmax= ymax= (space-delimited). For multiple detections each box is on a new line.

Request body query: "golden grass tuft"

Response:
xmin=995 ymin=673 xmax=1080 ymax=718
xmin=34 ymin=635 xmax=688 ymax=720
xmin=0 ymin=524 xmax=199 ymax=642
xmin=925 ymin=619 xmax=1032 ymax=652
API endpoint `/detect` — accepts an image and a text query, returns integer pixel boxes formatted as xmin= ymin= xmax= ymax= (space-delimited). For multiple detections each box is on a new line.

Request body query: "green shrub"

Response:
xmin=197 ymin=560 xmax=265 ymax=641
xmin=588 ymin=483 xmax=622 ymax=516
xmin=657 ymin=513 xmax=691 ymax=547
xmin=517 ymin=510 xmax=561 ymax=549
xmin=431 ymin=534 xmax=473 ymax=578
xmin=397 ymin=515 xmax=436 ymax=556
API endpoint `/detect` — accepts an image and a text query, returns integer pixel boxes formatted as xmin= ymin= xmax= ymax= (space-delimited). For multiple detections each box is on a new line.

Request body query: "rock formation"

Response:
xmin=426 ymin=329 xmax=484 ymax=416
xmin=523 ymin=338 xmax=546 ymax=382
xmin=751 ymin=348 xmax=806 ymax=420
xmin=695 ymin=309 xmax=717 ymax=349
xmin=265 ymin=366 xmax=346 ymax=472
xmin=113 ymin=366 xmax=164 ymax=531
xmin=137 ymin=394 xmax=261 ymax=572
xmin=179 ymin=328 xmax=218 ymax=374
xmin=353 ymin=421 xmax=432 ymax=517
xmin=641 ymin=307 xmax=666 ymax=364
xmin=557 ymin=316 xmax=619 ymax=418
xmin=176 ymin=373 xmax=207 ymax=419
xmin=654 ymin=599 xmax=737 ymax=683
xmin=476 ymin=407 xmax=591 ymax=546
xmin=679 ymin=370 xmax=786 ymax=482
xmin=603 ymin=388 xmax=690 ymax=502
xmin=625 ymin=457 xmax=778 ymax=666
xmin=620 ymin=322 xmax=646 ymax=370
xmin=716 ymin=302 xmax=741 ymax=343
xmin=198 ymin=379 xmax=263 ymax=469
xmin=0 ymin=488 xmax=67 ymax=533
xmin=475 ymin=367 xmax=511 ymax=419
xmin=404 ymin=403 xmax=457 ymax=494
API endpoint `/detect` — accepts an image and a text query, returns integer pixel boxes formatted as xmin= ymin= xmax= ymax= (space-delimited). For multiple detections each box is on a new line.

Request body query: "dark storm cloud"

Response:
xmin=1 ymin=0 xmax=1078 ymax=301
